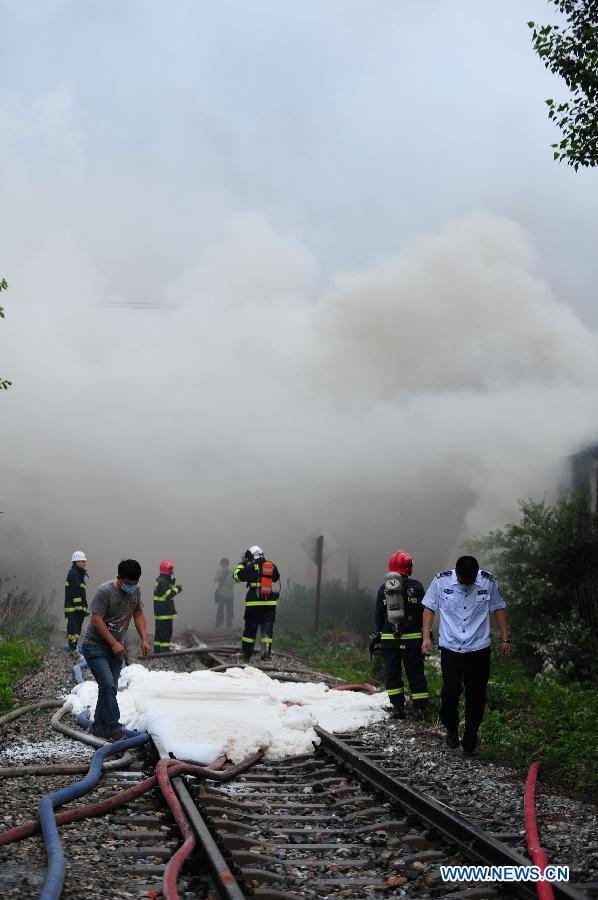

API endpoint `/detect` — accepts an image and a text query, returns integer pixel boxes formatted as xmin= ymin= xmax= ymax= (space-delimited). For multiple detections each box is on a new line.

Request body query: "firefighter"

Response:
xmin=233 ymin=546 xmax=280 ymax=661
xmin=373 ymin=550 xmax=429 ymax=719
xmin=214 ymin=557 xmax=234 ymax=629
xmin=153 ymin=559 xmax=182 ymax=653
xmin=64 ymin=550 xmax=89 ymax=659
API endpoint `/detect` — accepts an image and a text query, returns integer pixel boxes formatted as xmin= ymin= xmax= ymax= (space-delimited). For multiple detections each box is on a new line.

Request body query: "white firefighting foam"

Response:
xmin=65 ymin=664 xmax=388 ymax=763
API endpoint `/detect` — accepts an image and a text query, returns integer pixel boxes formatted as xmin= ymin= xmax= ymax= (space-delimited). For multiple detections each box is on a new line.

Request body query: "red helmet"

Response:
xmin=388 ymin=550 xmax=413 ymax=576
xmin=159 ymin=559 xmax=175 ymax=575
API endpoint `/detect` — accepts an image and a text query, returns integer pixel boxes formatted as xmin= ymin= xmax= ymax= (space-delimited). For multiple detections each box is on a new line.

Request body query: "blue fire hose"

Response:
xmin=38 ymin=731 xmax=150 ymax=900
xmin=72 ymin=662 xmax=86 ymax=684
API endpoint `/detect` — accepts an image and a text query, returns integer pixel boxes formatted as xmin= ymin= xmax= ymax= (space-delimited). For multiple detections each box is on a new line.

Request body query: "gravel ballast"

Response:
xmin=0 ymin=643 xmax=596 ymax=898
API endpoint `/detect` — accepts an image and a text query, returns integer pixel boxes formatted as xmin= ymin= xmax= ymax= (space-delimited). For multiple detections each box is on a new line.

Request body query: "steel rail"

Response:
xmin=170 ymin=774 xmax=245 ymax=900
xmin=152 ymin=736 xmax=246 ymax=900
xmin=315 ymin=728 xmax=586 ymax=900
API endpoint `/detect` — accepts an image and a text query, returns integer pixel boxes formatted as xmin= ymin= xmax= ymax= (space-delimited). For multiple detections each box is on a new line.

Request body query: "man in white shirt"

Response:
xmin=422 ymin=555 xmax=511 ymax=755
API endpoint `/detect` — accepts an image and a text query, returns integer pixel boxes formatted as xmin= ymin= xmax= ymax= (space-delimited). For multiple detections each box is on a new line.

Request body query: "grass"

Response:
xmin=278 ymin=629 xmax=598 ymax=801
xmin=0 ymin=640 xmax=44 ymax=715
xmin=479 ymin=654 xmax=598 ymax=799
xmin=277 ymin=630 xmax=374 ymax=684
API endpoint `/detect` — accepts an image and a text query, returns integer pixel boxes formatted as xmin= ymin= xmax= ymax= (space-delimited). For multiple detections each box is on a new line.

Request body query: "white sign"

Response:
xmin=301 ymin=531 xmax=337 ymax=566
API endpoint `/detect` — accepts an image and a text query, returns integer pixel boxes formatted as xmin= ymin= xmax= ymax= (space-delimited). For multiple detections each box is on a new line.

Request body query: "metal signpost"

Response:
xmin=301 ymin=531 xmax=337 ymax=632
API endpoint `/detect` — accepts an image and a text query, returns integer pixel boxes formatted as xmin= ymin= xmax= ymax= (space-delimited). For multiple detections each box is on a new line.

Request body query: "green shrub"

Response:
xmin=277 ymin=579 xmax=375 ymax=638
xmin=470 ymin=492 xmax=598 ymax=683
xmin=0 ymin=640 xmax=44 ymax=714
xmin=480 ymin=655 xmax=598 ymax=798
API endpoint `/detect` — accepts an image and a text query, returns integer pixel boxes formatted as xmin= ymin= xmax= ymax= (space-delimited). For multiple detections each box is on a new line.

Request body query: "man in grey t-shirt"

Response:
xmin=82 ymin=558 xmax=151 ymax=740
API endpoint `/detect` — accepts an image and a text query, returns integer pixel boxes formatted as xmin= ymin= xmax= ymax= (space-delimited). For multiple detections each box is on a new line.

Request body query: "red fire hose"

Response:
xmin=0 ymin=751 xmax=262 ymax=900
xmin=0 ymin=755 xmax=226 ymax=847
xmin=524 ymin=761 xmax=555 ymax=900
xmin=157 ymin=752 xmax=264 ymax=900
xmin=157 ymin=758 xmax=195 ymax=899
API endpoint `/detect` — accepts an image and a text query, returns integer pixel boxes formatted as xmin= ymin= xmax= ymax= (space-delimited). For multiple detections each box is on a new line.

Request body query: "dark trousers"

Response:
xmin=440 ymin=646 xmax=491 ymax=740
xmin=215 ymin=593 xmax=233 ymax=629
xmin=82 ymin=642 xmax=123 ymax=738
xmin=66 ymin=611 xmax=85 ymax=651
xmin=382 ymin=642 xmax=429 ymax=709
xmin=154 ymin=619 xmax=174 ymax=653
xmin=242 ymin=606 xmax=276 ymax=658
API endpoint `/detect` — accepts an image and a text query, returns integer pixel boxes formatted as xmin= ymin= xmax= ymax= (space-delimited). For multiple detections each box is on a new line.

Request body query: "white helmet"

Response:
xmin=71 ymin=550 xmax=87 ymax=563
xmin=248 ymin=545 xmax=264 ymax=560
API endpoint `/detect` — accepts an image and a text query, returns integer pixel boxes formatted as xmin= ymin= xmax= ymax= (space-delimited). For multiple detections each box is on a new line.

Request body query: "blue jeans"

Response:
xmin=82 ymin=643 xmax=124 ymax=738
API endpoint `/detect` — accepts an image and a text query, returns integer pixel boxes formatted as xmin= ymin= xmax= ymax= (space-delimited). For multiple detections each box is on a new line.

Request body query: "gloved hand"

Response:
xmin=176 ymin=584 xmax=183 ymax=593
xmin=369 ymin=632 xmax=381 ymax=658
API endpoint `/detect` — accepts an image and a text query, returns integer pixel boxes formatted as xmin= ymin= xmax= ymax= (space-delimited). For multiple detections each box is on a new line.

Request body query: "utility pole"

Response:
xmin=314 ymin=534 xmax=324 ymax=633
xmin=301 ymin=531 xmax=336 ymax=635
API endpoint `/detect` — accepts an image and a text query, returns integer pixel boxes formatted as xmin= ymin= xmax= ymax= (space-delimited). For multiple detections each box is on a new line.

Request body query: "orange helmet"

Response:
xmin=159 ymin=559 xmax=175 ymax=575
xmin=388 ymin=550 xmax=413 ymax=576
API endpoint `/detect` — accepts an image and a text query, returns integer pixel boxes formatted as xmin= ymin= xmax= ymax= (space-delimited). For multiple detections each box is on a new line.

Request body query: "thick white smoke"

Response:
xmin=2 ymin=192 xmax=597 ymax=623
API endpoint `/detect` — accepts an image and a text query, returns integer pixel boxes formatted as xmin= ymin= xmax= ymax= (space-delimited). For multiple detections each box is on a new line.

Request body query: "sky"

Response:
xmin=1 ymin=1 xmax=597 ymax=624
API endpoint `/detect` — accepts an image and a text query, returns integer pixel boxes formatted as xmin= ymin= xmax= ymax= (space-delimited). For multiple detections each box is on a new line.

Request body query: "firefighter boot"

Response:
xmin=242 ymin=645 xmax=253 ymax=663
xmin=261 ymin=644 xmax=272 ymax=660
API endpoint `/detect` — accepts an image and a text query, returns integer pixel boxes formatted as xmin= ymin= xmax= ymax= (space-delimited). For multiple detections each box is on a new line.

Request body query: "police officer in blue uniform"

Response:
xmin=422 ymin=555 xmax=511 ymax=755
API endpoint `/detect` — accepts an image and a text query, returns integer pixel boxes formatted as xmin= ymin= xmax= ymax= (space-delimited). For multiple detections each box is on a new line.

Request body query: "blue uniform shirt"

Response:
xmin=422 ymin=569 xmax=506 ymax=653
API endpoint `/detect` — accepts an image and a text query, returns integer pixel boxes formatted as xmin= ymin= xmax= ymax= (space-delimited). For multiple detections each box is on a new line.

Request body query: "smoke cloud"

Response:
xmin=2 ymin=197 xmax=597 ymax=621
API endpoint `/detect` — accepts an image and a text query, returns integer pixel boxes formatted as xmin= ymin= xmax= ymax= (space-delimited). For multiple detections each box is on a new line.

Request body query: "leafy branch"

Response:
xmin=1 ymin=277 xmax=12 ymax=390
xmin=528 ymin=2 xmax=598 ymax=169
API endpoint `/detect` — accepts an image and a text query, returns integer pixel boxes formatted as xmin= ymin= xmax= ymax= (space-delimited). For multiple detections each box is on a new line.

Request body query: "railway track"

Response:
xmin=0 ymin=632 xmax=594 ymax=899
xmin=106 ymin=634 xmax=592 ymax=899
xmin=169 ymin=730 xmax=589 ymax=900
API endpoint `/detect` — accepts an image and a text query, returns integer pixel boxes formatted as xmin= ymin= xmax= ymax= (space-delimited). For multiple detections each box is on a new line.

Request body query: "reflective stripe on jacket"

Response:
xmin=64 ymin=565 xmax=88 ymax=614
xmin=153 ymin=574 xmax=180 ymax=619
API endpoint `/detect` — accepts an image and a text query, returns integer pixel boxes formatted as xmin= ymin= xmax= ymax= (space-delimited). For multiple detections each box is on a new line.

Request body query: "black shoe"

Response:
xmin=414 ymin=707 xmax=429 ymax=722
xmin=462 ymin=732 xmax=477 ymax=755
xmin=445 ymin=731 xmax=460 ymax=749
xmin=391 ymin=707 xmax=406 ymax=719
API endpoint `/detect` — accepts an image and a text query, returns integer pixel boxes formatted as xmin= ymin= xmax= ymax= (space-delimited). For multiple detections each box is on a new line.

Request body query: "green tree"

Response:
xmin=528 ymin=1 xmax=598 ymax=169
xmin=471 ymin=492 xmax=598 ymax=682
xmin=0 ymin=278 xmax=11 ymax=391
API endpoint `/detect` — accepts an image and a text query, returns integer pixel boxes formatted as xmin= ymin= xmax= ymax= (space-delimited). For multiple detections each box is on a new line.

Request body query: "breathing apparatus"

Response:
xmin=384 ymin=571 xmax=405 ymax=636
